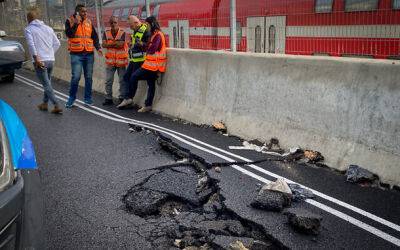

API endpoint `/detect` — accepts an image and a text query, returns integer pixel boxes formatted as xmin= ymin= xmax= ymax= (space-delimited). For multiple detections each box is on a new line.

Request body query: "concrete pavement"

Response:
xmin=1 ymin=69 xmax=399 ymax=249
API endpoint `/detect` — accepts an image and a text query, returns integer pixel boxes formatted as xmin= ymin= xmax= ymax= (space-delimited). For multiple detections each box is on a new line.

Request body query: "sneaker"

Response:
xmin=102 ymin=99 xmax=113 ymax=106
xmin=65 ymin=100 xmax=75 ymax=108
xmin=84 ymin=100 xmax=94 ymax=106
xmin=37 ymin=103 xmax=48 ymax=111
xmin=51 ymin=105 xmax=63 ymax=114
xmin=117 ymin=99 xmax=133 ymax=109
xmin=138 ymin=106 xmax=152 ymax=113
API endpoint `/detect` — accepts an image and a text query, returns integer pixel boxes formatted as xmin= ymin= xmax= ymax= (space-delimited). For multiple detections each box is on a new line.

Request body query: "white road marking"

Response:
xmin=15 ymin=74 xmax=400 ymax=246
xmin=16 ymin=74 xmax=400 ymax=234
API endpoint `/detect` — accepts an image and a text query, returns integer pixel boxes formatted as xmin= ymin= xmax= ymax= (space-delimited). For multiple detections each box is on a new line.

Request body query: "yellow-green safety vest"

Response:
xmin=129 ymin=24 xmax=147 ymax=62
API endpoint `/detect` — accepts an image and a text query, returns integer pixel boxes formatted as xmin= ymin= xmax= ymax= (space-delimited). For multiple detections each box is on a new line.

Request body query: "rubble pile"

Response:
xmin=346 ymin=165 xmax=380 ymax=187
xmin=123 ymin=163 xmax=276 ymax=249
xmin=250 ymin=179 xmax=321 ymax=235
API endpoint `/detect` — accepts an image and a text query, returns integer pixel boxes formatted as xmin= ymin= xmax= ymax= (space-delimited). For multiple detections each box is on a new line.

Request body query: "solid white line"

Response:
xmin=307 ymin=199 xmax=400 ymax=247
xmin=15 ymin=75 xmax=400 ymax=246
xmin=16 ymin=74 xmax=400 ymax=234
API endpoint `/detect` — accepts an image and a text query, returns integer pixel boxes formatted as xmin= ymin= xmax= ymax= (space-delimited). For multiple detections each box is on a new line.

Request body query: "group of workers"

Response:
xmin=24 ymin=4 xmax=167 ymax=114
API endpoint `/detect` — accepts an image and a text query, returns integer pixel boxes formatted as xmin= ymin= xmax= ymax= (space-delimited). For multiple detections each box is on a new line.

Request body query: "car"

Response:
xmin=0 ymin=99 xmax=39 ymax=249
xmin=0 ymin=31 xmax=25 ymax=83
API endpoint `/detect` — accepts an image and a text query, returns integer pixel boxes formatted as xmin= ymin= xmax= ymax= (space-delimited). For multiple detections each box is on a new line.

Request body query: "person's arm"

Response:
xmin=91 ymin=25 xmax=101 ymax=51
xmin=114 ymin=32 xmax=125 ymax=49
xmin=65 ymin=18 xmax=78 ymax=38
xmin=146 ymin=33 xmax=161 ymax=55
xmin=139 ymin=29 xmax=151 ymax=50
xmin=51 ymin=28 xmax=61 ymax=52
xmin=24 ymin=28 xmax=37 ymax=59
xmin=101 ymin=31 xmax=113 ymax=48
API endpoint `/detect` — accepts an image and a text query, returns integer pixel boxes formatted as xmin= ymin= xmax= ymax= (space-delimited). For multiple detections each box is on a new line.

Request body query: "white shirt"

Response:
xmin=24 ymin=19 xmax=60 ymax=62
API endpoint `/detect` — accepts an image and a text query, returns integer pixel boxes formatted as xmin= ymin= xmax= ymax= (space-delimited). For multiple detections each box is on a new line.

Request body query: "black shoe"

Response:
xmin=102 ymin=99 xmax=113 ymax=106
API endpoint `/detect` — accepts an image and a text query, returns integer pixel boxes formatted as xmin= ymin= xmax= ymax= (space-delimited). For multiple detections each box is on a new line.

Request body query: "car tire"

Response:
xmin=4 ymin=71 xmax=15 ymax=83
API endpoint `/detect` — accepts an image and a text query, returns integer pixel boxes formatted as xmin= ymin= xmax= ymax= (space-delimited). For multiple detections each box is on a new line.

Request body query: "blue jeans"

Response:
xmin=127 ymin=67 xmax=158 ymax=107
xmin=68 ymin=53 xmax=94 ymax=104
xmin=35 ymin=61 xmax=58 ymax=105
xmin=123 ymin=61 xmax=143 ymax=99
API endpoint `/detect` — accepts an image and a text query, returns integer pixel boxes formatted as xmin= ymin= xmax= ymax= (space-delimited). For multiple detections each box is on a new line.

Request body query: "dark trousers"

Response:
xmin=123 ymin=61 xmax=143 ymax=99
xmin=127 ymin=67 xmax=158 ymax=107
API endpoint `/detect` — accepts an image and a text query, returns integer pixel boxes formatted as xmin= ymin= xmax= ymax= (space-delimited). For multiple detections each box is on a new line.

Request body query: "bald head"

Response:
xmin=27 ymin=7 xmax=40 ymax=23
xmin=128 ymin=15 xmax=141 ymax=30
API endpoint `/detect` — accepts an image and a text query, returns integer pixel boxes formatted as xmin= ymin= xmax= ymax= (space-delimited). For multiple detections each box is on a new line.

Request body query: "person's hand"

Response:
xmin=97 ymin=49 xmax=103 ymax=57
xmin=74 ymin=15 xmax=82 ymax=24
xmin=34 ymin=56 xmax=45 ymax=69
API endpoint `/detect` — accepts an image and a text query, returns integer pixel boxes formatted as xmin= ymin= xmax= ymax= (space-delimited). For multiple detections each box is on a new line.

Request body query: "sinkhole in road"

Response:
xmin=122 ymin=136 xmax=280 ymax=249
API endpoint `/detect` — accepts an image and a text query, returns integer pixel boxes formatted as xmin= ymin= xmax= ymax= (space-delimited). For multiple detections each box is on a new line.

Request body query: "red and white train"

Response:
xmin=92 ymin=0 xmax=400 ymax=59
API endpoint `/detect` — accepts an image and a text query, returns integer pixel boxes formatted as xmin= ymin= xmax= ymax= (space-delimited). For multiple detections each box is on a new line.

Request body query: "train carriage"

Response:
xmin=94 ymin=0 xmax=400 ymax=59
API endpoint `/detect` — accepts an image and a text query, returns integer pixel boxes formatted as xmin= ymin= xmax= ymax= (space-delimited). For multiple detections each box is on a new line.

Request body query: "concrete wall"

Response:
xmin=11 ymin=36 xmax=400 ymax=186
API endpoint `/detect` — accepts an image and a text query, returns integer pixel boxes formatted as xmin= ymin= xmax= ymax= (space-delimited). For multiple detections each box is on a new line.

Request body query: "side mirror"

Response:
xmin=0 ymin=30 xmax=7 ymax=37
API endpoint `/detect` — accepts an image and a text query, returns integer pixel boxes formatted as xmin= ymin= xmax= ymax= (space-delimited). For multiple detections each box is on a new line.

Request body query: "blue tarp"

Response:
xmin=0 ymin=100 xmax=37 ymax=169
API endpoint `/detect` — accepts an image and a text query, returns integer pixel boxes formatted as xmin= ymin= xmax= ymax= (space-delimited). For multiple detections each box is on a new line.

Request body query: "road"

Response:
xmin=1 ymin=69 xmax=400 ymax=249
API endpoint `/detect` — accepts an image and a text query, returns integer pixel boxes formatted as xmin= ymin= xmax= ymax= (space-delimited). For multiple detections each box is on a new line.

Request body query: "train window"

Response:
xmin=255 ymin=25 xmax=262 ymax=53
xmin=345 ymin=0 xmax=379 ymax=12
xmin=315 ymin=0 xmax=333 ymax=13
xmin=268 ymin=25 xmax=276 ymax=53
xmin=394 ymin=0 xmax=400 ymax=9
xmin=236 ymin=21 xmax=242 ymax=45
xmin=112 ymin=8 xmax=121 ymax=17
xmin=121 ymin=8 xmax=130 ymax=20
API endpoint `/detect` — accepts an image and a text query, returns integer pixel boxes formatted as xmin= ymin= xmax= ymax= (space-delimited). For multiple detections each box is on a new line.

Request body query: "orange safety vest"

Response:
xmin=142 ymin=31 xmax=167 ymax=73
xmin=104 ymin=28 xmax=128 ymax=67
xmin=67 ymin=16 xmax=94 ymax=53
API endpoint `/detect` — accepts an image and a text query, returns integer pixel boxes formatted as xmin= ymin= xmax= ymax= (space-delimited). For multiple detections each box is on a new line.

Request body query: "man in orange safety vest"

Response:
xmin=101 ymin=16 xmax=128 ymax=106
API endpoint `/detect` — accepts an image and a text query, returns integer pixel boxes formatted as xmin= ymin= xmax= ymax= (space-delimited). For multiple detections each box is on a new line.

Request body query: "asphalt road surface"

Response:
xmin=1 ymin=69 xmax=399 ymax=249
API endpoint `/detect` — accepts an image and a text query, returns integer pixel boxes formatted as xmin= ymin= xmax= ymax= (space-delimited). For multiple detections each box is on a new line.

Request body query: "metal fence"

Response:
xmin=1 ymin=0 xmax=399 ymax=59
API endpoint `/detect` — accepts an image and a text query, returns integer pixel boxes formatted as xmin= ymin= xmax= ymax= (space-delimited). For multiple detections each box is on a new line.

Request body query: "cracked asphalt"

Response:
xmin=1 ymin=69 xmax=400 ymax=249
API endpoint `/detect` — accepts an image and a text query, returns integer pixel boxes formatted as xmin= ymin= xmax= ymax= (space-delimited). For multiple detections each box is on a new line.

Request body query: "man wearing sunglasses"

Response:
xmin=101 ymin=16 xmax=128 ymax=106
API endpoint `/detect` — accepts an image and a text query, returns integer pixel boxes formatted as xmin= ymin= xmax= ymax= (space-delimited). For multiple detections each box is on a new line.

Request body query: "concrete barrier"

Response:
xmin=10 ymin=36 xmax=400 ymax=186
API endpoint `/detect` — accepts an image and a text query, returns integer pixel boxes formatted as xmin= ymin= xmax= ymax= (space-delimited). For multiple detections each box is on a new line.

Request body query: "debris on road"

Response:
xmin=214 ymin=166 xmax=222 ymax=173
xmin=229 ymin=141 xmax=303 ymax=161
xmin=288 ymin=183 xmax=315 ymax=202
xmin=229 ymin=240 xmax=249 ymax=250
xmin=123 ymin=162 xmax=276 ymax=249
xmin=346 ymin=165 xmax=379 ymax=186
xmin=212 ymin=121 xmax=227 ymax=133
xmin=124 ymin=187 xmax=169 ymax=216
xmin=303 ymin=150 xmax=324 ymax=163
xmin=284 ymin=209 xmax=322 ymax=235
xmin=128 ymin=124 xmax=144 ymax=133
xmin=260 ymin=179 xmax=292 ymax=196
xmin=251 ymin=179 xmax=292 ymax=212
